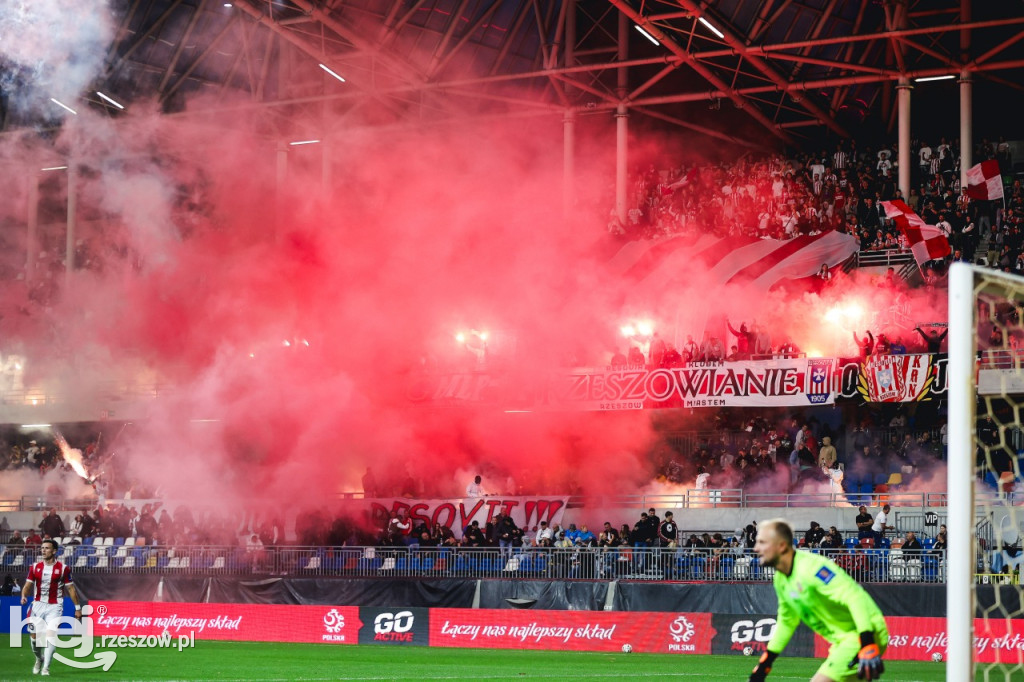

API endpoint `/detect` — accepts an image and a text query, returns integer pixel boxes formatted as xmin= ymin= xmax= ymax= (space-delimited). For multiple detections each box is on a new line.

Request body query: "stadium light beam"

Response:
xmin=634 ymin=25 xmax=660 ymax=46
xmin=914 ymin=75 xmax=955 ymax=83
xmin=96 ymin=91 xmax=125 ymax=109
xmin=21 ymin=424 xmax=51 ymax=429
xmin=50 ymin=98 xmax=78 ymax=115
xmin=40 ymin=166 xmax=68 ymax=172
xmin=318 ymin=63 xmax=347 ymax=83
xmin=698 ymin=17 xmax=725 ymax=39
xmin=289 ymin=139 xmax=321 ymax=146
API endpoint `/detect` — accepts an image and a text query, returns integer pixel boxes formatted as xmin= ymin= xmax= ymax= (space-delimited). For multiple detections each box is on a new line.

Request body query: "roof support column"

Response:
xmin=959 ymin=0 xmax=973 ymax=189
xmin=276 ymin=142 xmax=288 ymax=237
xmin=65 ymin=162 xmax=77 ymax=285
xmin=959 ymin=71 xmax=972 ymax=189
xmin=896 ymin=78 xmax=912 ymax=201
xmin=26 ymin=172 xmax=38 ymax=283
xmin=562 ymin=0 xmax=576 ymax=222
xmin=615 ymin=8 xmax=629 ymax=227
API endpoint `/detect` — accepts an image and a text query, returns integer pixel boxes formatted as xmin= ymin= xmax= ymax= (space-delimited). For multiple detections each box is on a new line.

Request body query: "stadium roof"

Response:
xmin=4 ymin=0 xmax=1024 ymax=150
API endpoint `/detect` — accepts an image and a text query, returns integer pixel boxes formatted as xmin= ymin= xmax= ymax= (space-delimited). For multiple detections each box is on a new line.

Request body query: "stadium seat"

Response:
xmin=122 ymin=556 xmax=136 ymax=569
xmin=101 ymin=537 xmax=114 ymax=547
xmin=113 ymin=537 xmax=125 ymax=546
xmin=380 ymin=557 xmax=396 ymax=571
xmin=75 ymin=555 xmax=89 ymax=568
xmin=844 ymin=537 xmax=858 ymax=549
xmin=95 ymin=556 xmax=109 ymax=568
xmin=211 ymin=556 xmax=226 ymax=570
xmin=301 ymin=555 xmax=321 ymax=571
xmin=81 ymin=537 xmax=94 ymax=546
xmin=10 ymin=555 xmax=25 ymax=568
xmin=123 ymin=537 xmax=136 ymax=547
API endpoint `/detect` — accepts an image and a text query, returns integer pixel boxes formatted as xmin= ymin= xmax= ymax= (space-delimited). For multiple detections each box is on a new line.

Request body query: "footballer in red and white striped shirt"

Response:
xmin=21 ymin=538 xmax=83 ymax=675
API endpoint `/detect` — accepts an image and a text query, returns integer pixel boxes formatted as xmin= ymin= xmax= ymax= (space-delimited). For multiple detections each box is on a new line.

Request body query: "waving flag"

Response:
xmin=965 ymin=160 xmax=1005 ymax=201
xmin=607 ymin=230 xmax=859 ymax=293
xmin=881 ymin=200 xmax=950 ymax=268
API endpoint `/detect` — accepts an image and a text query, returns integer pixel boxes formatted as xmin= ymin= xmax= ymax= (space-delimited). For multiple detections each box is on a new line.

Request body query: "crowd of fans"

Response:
xmin=610 ymin=135 xmax=1013 ymax=268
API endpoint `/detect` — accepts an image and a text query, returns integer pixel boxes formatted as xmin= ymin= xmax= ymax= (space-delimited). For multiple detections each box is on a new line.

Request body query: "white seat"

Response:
xmin=381 ymin=557 xmax=396 ymax=571
xmin=115 ymin=547 xmax=129 ymax=558
xmin=302 ymin=556 xmax=321 ymax=570
xmin=503 ymin=557 xmax=520 ymax=572
xmin=178 ymin=557 xmax=190 ymax=568
xmin=101 ymin=537 xmax=114 ymax=547
xmin=167 ymin=557 xmax=181 ymax=568
xmin=11 ymin=555 xmax=25 ymax=567
xmin=95 ymin=556 xmax=108 ymax=568
xmin=75 ymin=555 xmax=89 ymax=568
xmin=888 ymin=549 xmax=905 ymax=581
xmin=122 ymin=556 xmax=136 ymax=568
xmin=123 ymin=537 xmax=136 ymax=547
xmin=212 ymin=557 xmax=225 ymax=569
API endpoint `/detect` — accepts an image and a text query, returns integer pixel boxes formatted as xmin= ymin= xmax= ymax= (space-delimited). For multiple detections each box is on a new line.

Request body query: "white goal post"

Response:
xmin=948 ymin=261 xmax=978 ymax=682
xmin=948 ymin=261 xmax=1024 ymax=682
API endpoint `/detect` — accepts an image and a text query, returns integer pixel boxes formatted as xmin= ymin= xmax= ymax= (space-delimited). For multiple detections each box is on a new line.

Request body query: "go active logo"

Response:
xmin=358 ymin=607 xmax=427 ymax=646
xmin=730 ymin=617 xmax=777 ymax=653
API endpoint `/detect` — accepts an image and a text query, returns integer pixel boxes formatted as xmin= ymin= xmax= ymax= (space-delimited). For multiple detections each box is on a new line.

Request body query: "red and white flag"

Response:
xmin=965 ymin=160 xmax=1004 ymax=201
xmin=881 ymin=200 xmax=951 ymax=267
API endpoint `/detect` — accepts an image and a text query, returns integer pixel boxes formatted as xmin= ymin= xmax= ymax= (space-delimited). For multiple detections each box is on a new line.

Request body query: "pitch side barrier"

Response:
xmin=0 ymin=543 xmax=953 ymax=584
xmin=0 ymin=490 xmax=981 ymax=514
xmin=1 ymin=594 xmax=1019 ymax=664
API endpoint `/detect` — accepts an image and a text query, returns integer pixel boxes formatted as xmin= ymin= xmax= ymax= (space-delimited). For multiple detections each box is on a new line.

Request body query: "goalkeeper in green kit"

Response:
xmin=749 ymin=519 xmax=888 ymax=682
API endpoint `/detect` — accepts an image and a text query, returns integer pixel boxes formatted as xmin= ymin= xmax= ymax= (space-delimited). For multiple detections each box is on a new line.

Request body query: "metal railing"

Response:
xmin=853 ymin=249 xmax=915 ymax=269
xmin=8 ymin=490 xmax=1023 ymax=515
xmin=0 ymin=542 xmax=952 ymax=584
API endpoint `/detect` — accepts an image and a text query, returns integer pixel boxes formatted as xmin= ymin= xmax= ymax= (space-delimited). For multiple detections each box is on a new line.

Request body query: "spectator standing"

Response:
xmin=818 ymin=436 xmax=837 ymax=468
xmin=855 ymin=506 xmax=874 ymax=539
xmin=871 ymin=504 xmax=892 ymax=542
xmin=465 ymin=475 xmax=487 ymax=498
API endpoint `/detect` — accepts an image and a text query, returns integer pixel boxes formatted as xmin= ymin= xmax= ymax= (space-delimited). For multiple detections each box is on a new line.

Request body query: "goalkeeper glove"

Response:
xmin=849 ymin=632 xmax=884 ymax=680
xmin=748 ymin=650 xmax=778 ymax=682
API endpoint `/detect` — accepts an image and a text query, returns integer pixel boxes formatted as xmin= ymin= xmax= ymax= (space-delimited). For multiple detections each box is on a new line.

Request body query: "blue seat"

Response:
xmin=113 ymin=537 xmax=126 ymax=546
xmin=922 ymin=538 xmax=936 ymax=549
xmin=81 ymin=537 xmax=95 ymax=546
xmin=844 ymin=537 xmax=858 ymax=549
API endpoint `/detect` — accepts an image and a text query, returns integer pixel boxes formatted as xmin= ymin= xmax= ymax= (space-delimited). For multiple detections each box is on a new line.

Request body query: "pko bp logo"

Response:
xmin=374 ymin=611 xmax=415 ymax=642
xmin=667 ymin=615 xmax=696 ymax=652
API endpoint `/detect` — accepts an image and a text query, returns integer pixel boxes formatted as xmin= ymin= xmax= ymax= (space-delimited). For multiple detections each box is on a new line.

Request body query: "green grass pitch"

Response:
xmin=0 ymin=637 xmax=951 ymax=681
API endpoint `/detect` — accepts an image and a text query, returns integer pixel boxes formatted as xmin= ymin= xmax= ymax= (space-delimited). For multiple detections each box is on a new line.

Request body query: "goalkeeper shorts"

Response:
xmin=819 ymin=625 xmax=889 ymax=681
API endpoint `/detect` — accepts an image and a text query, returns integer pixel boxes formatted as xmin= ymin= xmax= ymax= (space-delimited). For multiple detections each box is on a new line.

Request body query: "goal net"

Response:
xmin=948 ymin=262 xmax=1024 ymax=682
